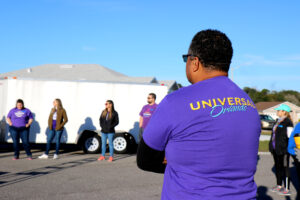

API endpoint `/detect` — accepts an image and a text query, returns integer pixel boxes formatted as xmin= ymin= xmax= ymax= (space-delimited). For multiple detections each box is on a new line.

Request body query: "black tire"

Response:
xmin=126 ymin=134 xmax=137 ymax=154
xmin=113 ymin=132 xmax=137 ymax=154
xmin=113 ymin=133 xmax=128 ymax=154
xmin=81 ymin=134 xmax=101 ymax=154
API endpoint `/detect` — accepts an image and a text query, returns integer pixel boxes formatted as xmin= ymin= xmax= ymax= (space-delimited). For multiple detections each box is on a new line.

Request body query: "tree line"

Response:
xmin=243 ymin=87 xmax=300 ymax=106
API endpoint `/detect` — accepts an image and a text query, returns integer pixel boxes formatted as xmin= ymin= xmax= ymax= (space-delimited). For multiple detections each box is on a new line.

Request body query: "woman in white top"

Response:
xmin=39 ymin=99 xmax=68 ymax=159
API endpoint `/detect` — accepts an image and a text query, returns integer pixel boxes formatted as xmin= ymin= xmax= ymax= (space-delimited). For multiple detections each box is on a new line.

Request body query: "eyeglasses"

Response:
xmin=182 ymin=54 xmax=199 ymax=63
xmin=182 ymin=54 xmax=193 ymax=63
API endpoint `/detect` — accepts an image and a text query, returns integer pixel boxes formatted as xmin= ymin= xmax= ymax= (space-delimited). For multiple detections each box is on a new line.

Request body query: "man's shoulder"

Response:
xmin=24 ymin=108 xmax=32 ymax=112
xmin=164 ymin=84 xmax=197 ymax=102
xmin=142 ymin=104 xmax=149 ymax=109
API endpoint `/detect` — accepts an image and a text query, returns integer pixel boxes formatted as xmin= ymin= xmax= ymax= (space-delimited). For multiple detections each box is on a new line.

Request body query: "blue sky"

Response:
xmin=0 ymin=0 xmax=299 ymax=91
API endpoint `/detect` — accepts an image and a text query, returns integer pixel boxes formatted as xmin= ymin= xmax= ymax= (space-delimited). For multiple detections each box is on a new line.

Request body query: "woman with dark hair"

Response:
xmin=7 ymin=99 xmax=33 ymax=160
xmin=39 ymin=99 xmax=68 ymax=159
xmin=269 ymin=104 xmax=293 ymax=196
xmin=98 ymin=100 xmax=119 ymax=162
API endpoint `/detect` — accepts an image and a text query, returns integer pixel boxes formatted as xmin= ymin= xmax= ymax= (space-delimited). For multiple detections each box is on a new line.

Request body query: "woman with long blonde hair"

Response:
xmin=98 ymin=100 xmax=119 ymax=162
xmin=39 ymin=98 xmax=68 ymax=159
xmin=269 ymin=104 xmax=293 ymax=196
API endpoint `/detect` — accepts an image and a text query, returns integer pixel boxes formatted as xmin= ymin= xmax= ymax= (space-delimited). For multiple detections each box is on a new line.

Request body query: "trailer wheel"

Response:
xmin=113 ymin=133 xmax=128 ymax=154
xmin=82 ymin=134 xmax=101 ymax=154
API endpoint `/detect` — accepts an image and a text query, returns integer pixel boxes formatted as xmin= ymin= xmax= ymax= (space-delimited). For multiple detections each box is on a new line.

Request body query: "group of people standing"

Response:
xmin=6 ymin=94 xmax=158 ymax=162
xmin=6 ymin=98 xmax=68 ymax=160
xmin=97 ymin=94 xmax=158 ymax=162
xmin=269 ymin=103 xmax=300 ymax=196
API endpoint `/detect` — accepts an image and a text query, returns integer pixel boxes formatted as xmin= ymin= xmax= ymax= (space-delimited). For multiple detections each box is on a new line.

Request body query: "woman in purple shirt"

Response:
xmin=7 ymin=99 xmax=33 ymax=160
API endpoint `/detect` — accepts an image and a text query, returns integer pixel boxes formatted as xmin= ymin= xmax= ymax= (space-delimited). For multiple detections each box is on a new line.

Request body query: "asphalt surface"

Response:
xmin=0 ymin=145 xmax=299 ymax=200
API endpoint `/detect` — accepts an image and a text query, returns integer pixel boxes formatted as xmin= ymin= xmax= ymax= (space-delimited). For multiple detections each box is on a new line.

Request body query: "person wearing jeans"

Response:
xmin=101 ymin=133 xmax=114 ymax=158
xmin=45 ymin=129 xmax=63 ymax=156
xmin=9 ymin=126 xmax=32 ymax=159
xmin=39 ymin=99 xmax=68 ymax=159
xmin=7 ymin=99 xmax=33 ymax=160
xmin=98 ymin=100 xmax=119 ymax=162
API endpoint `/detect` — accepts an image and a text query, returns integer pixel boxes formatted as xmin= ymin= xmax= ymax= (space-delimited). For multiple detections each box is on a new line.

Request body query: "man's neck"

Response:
xmin=192 ymin=71 xmax=228 ymax=84
xmin=149 ymin=102 xmax=155 ymax=106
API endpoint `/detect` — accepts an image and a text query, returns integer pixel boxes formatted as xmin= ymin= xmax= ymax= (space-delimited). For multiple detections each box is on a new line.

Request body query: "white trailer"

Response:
xmin=0 ymin=78 xmax=168 ymax=153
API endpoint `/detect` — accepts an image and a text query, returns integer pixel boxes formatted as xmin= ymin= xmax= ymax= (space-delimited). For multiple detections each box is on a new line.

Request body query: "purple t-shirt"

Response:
xmin=143 ymin=76 xmax=261 ymax=200
xmin=7 ymin=108 xmax=33 ymax=128
xmin=52 ymin=111 xmax=57 ymax=130
xmin=139 ymin=103 xmax=158 ymax=129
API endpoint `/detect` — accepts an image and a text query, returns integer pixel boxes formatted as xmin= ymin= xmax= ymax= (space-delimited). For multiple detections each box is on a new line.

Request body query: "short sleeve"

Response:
xmin=7 ymin=109 xmax=13 ymax=118
xmin=139 ymin=106 xmax=145 ymax=117
xmin=142 ymin=97 xmax=173 ymax=151
xmin=27 ymin=109 xmax=33 ymax=119
xmin=288 ymin=123 xmax=300 ymax=155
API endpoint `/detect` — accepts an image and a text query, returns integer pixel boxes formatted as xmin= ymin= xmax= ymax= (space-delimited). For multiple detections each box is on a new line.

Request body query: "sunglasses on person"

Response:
xmin=182 ymin=54 xmax=199 ymax=63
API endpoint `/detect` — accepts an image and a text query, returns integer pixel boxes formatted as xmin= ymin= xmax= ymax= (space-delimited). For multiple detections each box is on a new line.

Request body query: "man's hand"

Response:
xmin=163 ymin=157 xmax=167 ymax=165
xmin=25 ymin=124 xmax=30 ymax=128
xmin=8 ymin=122 xmax=12 ymax=126
xmin=295 ymin=148 xmax=300 ymax=159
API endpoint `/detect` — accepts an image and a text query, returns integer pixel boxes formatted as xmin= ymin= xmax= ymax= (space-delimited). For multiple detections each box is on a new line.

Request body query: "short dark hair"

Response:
xmin=15 ymin=99 xmax=25 ymax=109
xmin=188 ymin=29 xmax=233 ymax=72
xmin=149 ymin=93 xmax=156 ymax=100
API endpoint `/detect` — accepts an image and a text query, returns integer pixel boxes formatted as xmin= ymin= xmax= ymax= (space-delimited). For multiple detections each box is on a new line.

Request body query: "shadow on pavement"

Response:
xmin=0 ymin=143 xmax=81 ymax=159
xmin=0 ymin=157 xmax=96 ymax=188
xmin=0 ymin=154 xmax=133 ymax=188
xmin=257 ymin=186 xmax=273 ymax=200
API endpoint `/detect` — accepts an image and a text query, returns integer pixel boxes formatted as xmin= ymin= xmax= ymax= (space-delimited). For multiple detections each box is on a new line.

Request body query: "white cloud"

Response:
xmin=233 ymin=54 xmax=300 ymax=68
xmin=234 ymin=75 xmax=300 ymax=91
xmin=282 ymin=54 xmax=300 ymax=61
xmin=236 ymin=75 xmax=300 ymax=82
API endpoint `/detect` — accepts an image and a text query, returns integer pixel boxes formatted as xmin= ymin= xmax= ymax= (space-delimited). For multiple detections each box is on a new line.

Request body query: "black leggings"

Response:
xmin=273 ymin=153 xmax=290 ymax=189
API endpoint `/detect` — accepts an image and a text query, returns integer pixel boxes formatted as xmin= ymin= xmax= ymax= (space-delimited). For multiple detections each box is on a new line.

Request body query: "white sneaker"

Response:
xmin=38 ymin=154 xmax=48 ymax=159
xmin=53 ymin=154 xmax=58 ymax=159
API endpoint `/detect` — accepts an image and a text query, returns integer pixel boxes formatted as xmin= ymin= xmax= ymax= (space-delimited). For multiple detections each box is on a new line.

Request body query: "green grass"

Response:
xmin=259 ymin=141 xmax=269 ymax=152
xmin=261 ymin=130 xmax=272 ymax=135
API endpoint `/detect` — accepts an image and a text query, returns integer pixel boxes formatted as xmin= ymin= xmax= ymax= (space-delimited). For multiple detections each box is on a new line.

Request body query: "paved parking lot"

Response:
xmin=0 ymin=145 xmax=299 ymax=200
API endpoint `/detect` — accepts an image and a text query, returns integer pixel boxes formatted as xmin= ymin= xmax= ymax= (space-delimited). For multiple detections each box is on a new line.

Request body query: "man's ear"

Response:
xmin=192 ymin=57 xmax=200 ymax=72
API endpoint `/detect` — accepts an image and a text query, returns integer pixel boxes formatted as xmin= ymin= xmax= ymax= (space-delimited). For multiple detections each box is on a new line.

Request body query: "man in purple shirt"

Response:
xmin=138 ymin=93 xmax=158 ymax=142
xmin=137 ymin=29 xmax=261 ymax=200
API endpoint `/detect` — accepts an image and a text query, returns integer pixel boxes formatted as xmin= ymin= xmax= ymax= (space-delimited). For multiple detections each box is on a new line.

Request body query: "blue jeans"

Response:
xmin=101 ymin=133 xmax=114 ymax=157
xmin=45 ymin=129 xmax=63 ymax=155
xmin=9 ymin=126 xmax=32 ymax=158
